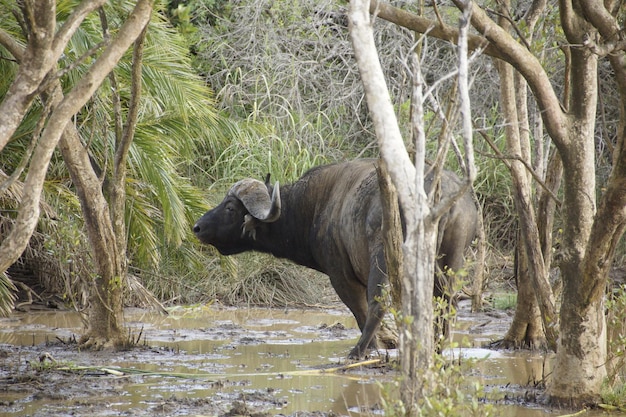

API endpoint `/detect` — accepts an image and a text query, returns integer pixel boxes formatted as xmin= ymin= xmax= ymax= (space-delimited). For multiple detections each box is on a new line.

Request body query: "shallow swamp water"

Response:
xmin=0 ymin=300 xmax=615 ymax=417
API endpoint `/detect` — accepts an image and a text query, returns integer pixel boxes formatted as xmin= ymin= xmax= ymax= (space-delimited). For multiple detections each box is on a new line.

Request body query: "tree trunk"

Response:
xmin=41 ymin=0 xmax=152 ymax=347
xmin=547 ymin=42 xmax=605 ymax=403
xmin=470 ymin=202 xmax=486 ymax=313
xmin=348 ymin=1 xmax=436 ymax=412
xmin=496 ymin=58 xmax=557 ymax=349
xmin=501 ymin=233 xmax=546 ymax=349
xmin=399 ymin=208 xmax=438 ymax=412
xmin=0 ymin=1 xmax=71 ymax=275
xmin=58 ymin=127 xmax=125 ymax=347
xmin=549 ymin=129 xmax=607 ymax=405
xmin=537 ymin=151 xmax=563 ymax=275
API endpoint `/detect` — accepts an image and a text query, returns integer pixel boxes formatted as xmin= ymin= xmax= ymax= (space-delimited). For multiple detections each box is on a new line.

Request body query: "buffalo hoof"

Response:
xmin=348 ymin=347 xmax=366 ymax=360
xmin=347 ymin=340 xmax=379 ymax=360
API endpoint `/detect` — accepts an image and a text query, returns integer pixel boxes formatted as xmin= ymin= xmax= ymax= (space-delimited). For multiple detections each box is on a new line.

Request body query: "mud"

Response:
xmin=0 ymin=301 xmax=612 ymax=417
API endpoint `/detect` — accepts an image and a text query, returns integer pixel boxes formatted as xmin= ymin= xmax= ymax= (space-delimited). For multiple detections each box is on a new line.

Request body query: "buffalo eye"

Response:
xmin=224 ymin=200 xmax=242 ymax=222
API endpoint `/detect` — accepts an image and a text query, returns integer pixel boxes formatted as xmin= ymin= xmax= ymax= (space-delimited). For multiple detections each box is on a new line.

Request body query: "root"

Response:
xmin=78 ymin=334 xmax=118 ymax=351
xmin=488 ymin=335 xmax=549 ymax=351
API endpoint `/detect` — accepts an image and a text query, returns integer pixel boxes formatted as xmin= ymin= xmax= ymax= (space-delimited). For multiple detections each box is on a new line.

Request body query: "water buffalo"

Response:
xmin=193 ymin=159 xmax=477 ymax=359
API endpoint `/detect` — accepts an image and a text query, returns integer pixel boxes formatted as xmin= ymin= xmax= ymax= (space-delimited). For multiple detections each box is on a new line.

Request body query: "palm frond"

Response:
xmin=0 ymin=272 xmax=16 ymax=317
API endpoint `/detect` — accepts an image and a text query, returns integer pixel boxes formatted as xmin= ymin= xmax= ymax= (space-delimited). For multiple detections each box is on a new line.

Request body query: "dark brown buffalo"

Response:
xmin=193 ymin=159 xmax=477 ymax=359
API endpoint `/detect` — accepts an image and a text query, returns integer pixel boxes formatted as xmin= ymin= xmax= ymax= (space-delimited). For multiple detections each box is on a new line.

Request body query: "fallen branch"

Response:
xmin=54 ymin=358 xmax=383 ymax=380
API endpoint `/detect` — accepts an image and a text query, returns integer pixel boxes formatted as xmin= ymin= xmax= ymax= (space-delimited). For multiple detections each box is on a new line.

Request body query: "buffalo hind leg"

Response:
xmin=348 ymin=251 xmax=387 ymax=359
xmin=326 ymin=274 xmax=375 ymax=358
xmin=434 ymin=243 xmax=467 ymax=349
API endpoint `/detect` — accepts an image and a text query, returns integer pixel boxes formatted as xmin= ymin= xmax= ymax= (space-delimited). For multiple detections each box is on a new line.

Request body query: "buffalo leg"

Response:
xmin=327 ymin=274 xmax=370 ymax=336
xmin=348 ymin=251 xmax=387 ymax=359
xmin=435 ymin=239 xmax=467 ymax=345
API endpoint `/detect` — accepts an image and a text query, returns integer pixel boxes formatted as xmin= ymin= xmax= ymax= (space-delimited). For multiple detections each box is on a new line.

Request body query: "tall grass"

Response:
xmin=210 ymin=131 xmax=329 ymax=188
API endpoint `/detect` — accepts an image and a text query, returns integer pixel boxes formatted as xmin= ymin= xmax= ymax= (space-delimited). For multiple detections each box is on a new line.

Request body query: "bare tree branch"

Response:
xmin=370 ymin=0 xmax=568 ymax=149
xmin=0 ymin=1 xmax=55 ymax=152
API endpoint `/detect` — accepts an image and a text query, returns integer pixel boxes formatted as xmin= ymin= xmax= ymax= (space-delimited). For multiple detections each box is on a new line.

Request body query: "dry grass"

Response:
xmin=217 ymin=255 xmax=334 ymax=307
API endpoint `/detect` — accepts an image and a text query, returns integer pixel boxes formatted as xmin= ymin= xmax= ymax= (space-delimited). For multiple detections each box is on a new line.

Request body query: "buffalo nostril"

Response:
xmin=193 ymin=224 xmax=201 ymax=234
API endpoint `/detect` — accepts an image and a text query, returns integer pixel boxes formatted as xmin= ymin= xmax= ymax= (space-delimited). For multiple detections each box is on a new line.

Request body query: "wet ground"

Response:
xmin=0 ymin=300 xmax=613 ymax=416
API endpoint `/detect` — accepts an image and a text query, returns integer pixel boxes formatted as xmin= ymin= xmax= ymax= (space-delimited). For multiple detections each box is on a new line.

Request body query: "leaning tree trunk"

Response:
xmin=0 ymin=0 xmax=106 ymax=277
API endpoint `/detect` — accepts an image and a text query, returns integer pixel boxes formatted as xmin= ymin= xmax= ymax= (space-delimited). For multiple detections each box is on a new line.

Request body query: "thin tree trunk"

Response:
xmin=537 ymin=150 xmax=563 ymax=294
xmin=501 ymin=232 xmax=547 ymax=349
xmin=348 ymin=1 xmax=434 ymax=413
xmin=470 ymin=204 xmax=486 ymax=312
xmin=108 ymin=24 xmax=148 ymax=299
xmin=497 ymin=58 xmax=557 ymax=349
xmin=58 ymin=126 xmax=125 ymax=346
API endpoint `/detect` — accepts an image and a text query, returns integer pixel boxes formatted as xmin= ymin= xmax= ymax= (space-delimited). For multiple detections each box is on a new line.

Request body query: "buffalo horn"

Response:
xmin=229 ymin=179 xmax=281 ymax=222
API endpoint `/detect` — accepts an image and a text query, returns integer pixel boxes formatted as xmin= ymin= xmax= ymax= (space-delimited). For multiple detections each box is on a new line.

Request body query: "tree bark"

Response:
xmin=0 ymin=1 xmax=55 ymax=152
xmin=58 ymin=127 xmax=125 ymax=346
xmin=547 ymin=43 xmax=605 ymax=403
xmin=0 ymin=0 xmax=104 ymax=271
xmin=110 ymin=18 xmax=147 ymax=254
xmin=377 ymin=160 xmax=403 ymax=312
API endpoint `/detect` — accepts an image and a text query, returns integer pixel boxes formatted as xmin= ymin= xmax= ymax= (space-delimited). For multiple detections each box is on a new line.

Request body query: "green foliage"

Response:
xmin=600 ymin=284 xmax=626 ymax=411
xmin=169 ymin=3 xmax=198 ymax=38
xmin=209 ymin=130 xmax=328 ymax=187
xmin=488 ymin=292 xmax=517 ymax=311
xmin=380 ymin=275 xmax=494 ymax=416
xmin=0 ymin=272 xmax=16 ymax=317
xmin=420 ymin=351 xmax=495 ymax=417
xmin=0 ymin=0 xmax=262 ymax=308
xmin=380 ymin=338 xmax=495 ymax=417
xmin=601 ymin=381 xmax=626 ymax=413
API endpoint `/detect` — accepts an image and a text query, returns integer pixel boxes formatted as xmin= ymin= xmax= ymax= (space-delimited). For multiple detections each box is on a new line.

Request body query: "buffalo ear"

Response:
xmin=264 ymin=173 xmax=271 ymax=186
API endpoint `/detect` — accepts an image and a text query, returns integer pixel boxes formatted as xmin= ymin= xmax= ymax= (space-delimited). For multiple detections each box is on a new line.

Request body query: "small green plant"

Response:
xmin=489 ymin=292 xmax=517 ymax=311
xmin=601 ymin=283 xmax=626 ymax=409
xmin=379 ymin=285 xmax=495 ymax=417
xmin=379 ymin=341 xmax=495 ymax=417
xmin=27 ymin=353 xmax=73 ymax=372
xmin=601 ymin=380 xmax=626 ymax=412
xmin=420 ymin=350 xmax=495 ymax=417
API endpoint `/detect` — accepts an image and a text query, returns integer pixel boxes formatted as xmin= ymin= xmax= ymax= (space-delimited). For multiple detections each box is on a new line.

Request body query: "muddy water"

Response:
xmin=0 ymin=303 xmax=612 ymax=416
